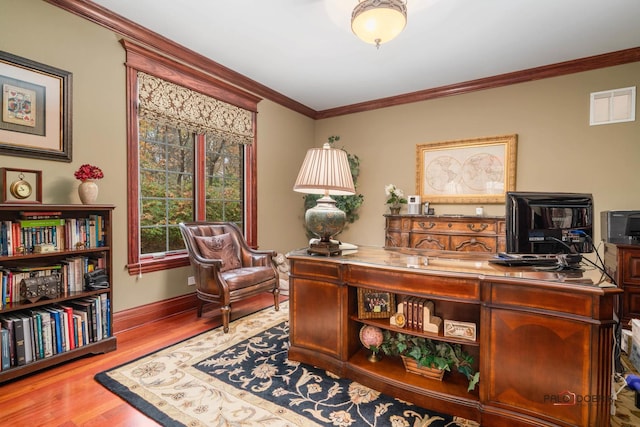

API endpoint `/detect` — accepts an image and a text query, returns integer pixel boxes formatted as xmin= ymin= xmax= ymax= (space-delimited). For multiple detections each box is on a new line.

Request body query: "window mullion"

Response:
xmin=195 ymin=134 xmax=206 ymax=220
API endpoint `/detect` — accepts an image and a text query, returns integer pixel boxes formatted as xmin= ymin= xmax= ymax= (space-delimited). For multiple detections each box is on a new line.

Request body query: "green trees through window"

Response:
xmin=138 ymin=119 xmax=243 ymax=256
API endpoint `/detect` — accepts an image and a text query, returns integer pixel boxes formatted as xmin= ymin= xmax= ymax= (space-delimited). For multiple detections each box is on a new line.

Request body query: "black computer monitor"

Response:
xmin=505 ymin=191 xmax=594 ymax=255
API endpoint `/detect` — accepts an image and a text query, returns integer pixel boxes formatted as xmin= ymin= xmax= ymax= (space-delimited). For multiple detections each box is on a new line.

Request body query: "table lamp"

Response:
xmin=293 ymin=142 xmax=356 ymax=255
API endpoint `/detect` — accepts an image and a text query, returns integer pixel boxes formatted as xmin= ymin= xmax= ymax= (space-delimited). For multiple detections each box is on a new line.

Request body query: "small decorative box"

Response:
xmin=444 ymin=319 xmax=477 ymax=341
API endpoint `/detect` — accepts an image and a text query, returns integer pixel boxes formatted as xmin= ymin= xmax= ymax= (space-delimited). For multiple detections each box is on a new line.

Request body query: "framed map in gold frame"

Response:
xmin=416 ymin=134 xmax=517 ymax=204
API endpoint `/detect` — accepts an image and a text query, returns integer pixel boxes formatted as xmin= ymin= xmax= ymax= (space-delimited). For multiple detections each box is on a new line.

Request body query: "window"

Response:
xmin=137 ymin=121 xmax=245 ymax=257
xmin=123 ymin=41 xmax=260 ymax=275
xmin=139 ymin=121 xmax=194 ymax=256
xmin=203 ymin=135 xmax=244 ymax=227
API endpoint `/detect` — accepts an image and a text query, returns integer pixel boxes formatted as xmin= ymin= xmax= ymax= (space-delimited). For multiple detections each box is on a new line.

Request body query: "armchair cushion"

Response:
xmin=221 ymin=266 xmax=277 ymax=290
xmin=193 ymin=233 xmax=241 ymax=272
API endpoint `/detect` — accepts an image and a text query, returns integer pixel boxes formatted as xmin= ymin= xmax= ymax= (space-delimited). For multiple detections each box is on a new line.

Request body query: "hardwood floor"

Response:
xmin=0 ymin=294 xmax=284 ymax=426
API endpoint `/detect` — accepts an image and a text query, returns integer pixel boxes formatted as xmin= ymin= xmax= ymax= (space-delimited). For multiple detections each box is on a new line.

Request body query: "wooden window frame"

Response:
xmin=122 ymin=40 xmax=261 ymax=275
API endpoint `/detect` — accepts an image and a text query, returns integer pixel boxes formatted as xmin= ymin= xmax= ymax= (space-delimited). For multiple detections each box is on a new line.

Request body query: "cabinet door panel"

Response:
xmin=290 ymin=277 xmax=343 ymax=359
xmin=486 ymin=308 xmax=590 ymax=426
xmin=623 ymin=251 xmax=640 ymax=285
xmin=623 ymin=284 xmax=640 ymax=319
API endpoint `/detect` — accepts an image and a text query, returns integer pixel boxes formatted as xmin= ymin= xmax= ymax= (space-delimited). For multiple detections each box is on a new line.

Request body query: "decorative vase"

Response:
xmin=400 ymin=356 xmax=445 ymax=380
xmin=78 ymin=180 xmax=99 ymax=204
xmin=389 ymin=204 xmax=401 ymax=215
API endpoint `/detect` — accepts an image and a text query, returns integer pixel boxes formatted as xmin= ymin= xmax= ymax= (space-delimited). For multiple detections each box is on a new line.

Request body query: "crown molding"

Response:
xmin=44 ymin=0 xmax=316 ymax=118
xmin=316 ymin=47 xmax=640 ymax=119
xmin=45 ymin=1 xmax=640 ymax=120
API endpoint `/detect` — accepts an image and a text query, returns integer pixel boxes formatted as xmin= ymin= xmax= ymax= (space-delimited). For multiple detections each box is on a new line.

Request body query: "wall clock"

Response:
xmin=0 ymin=167 xmax=42 ymax=203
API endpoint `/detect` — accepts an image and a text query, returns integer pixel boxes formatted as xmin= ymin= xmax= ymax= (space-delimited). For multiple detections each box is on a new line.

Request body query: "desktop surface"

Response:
xmin=288 ymin=245 xmax=610 ymax=287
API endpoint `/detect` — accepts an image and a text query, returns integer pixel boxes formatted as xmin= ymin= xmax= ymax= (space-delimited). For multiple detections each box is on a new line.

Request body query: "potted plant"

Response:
xmin=379 ymin=331 xmax=480 ymax=392
xmin=384 ymin=184 xmax=407 ymax=215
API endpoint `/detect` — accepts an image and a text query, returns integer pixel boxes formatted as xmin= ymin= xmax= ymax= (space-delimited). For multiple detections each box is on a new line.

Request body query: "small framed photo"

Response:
xmin=358 ymin=288 xmax=396 ymax=319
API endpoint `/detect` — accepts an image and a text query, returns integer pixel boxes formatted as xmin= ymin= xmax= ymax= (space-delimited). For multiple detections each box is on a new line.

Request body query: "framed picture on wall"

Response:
xmin=0 ymin=51 xmax=72 ymax=162
xmin=416 ymin=134 xmax=517 ymax=204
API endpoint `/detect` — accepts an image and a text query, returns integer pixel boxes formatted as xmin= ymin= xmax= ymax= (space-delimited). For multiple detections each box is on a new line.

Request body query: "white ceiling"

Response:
xmin=91 ymin=0 xmax=640 ymax=112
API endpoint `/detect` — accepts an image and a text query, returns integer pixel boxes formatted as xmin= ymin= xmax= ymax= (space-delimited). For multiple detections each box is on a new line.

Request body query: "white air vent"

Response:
xmin=590 ymin=86 xmax=636 ymax=126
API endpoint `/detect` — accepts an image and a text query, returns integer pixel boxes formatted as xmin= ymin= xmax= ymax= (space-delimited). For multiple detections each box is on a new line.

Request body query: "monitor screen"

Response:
xmin=506 ymin=192 xmax=594 ymax=255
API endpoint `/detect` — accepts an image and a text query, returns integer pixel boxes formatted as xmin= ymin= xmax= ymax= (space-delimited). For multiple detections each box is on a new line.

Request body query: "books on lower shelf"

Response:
xmin=0 ymin=293 xmax=111 ymax=371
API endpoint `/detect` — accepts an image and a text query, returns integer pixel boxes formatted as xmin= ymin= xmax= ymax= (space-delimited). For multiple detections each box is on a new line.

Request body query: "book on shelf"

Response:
xmin=1 ymin=327 xmax=10 ymax=370
xmin=29 ymin=310 xmax=44 ymax=360
xmin=68 ymin=299 xmax=96 ymax=343
xmin=42 ymin=307 xmax=63 ymax=355
xmin=72 ymin=307 xmax=89 ymax=346
xmin=0 ymin=316 xmax=16 ymax=366
xmin=100 ymin=293 xmax=110 ymax=338
xmin=18 ymin=218 xmax=66 ymax=228
xmin=34 ymin=309 xmax=54 ymax=358
xmin=19 ymin=211 xmax=63 ymax=219
xmin=57 ymin=305 xmax=76 ymax=351
xmin=10 ymin=315 xmax=26 ymax=366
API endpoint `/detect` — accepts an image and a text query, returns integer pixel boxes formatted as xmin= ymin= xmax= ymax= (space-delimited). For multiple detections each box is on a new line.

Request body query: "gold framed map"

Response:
xmin=416 ymin=134 xmax=517 ymax=204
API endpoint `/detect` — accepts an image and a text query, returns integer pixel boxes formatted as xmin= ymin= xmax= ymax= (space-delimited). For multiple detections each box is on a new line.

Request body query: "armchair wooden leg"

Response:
xmin=221 ymin=305 xmax=230 ymax=333
xmin=273 ymin=289 xmax=280 ymax=311
xmin=196 ymin=300 xmax=204 ymax=318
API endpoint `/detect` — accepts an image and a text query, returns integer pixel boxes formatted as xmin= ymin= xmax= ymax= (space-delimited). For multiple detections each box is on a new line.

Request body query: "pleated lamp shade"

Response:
xmin=293 ymin=143 xmax=355 ymax=196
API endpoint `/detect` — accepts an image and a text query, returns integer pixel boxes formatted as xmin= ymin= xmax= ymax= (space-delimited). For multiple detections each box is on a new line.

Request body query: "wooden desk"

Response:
xmin=287 ymin=247 xmax=620 ymax=427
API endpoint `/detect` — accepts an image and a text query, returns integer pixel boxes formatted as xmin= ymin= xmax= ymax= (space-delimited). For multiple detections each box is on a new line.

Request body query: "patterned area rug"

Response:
xmin=612 ymin=355 xmax=640 ymax=427
xmin=95 ymin=302 xmax=477 ymax=426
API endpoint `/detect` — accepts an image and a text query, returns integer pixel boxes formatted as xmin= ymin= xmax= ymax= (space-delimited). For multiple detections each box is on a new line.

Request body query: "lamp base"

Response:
xmin=307 ymin=241 xmax=342 ymax=256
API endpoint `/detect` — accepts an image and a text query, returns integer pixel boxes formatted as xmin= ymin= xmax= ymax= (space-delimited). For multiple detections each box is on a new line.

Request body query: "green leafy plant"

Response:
xmin=379 ymin=331 xmax=480 ymax=392
xmin=303 ymin=136 xmax=364 ymax=238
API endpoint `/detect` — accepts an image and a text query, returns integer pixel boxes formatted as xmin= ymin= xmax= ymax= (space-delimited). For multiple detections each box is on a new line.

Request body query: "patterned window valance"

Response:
xmin=137 ymin=72 xmax=254 ymax=145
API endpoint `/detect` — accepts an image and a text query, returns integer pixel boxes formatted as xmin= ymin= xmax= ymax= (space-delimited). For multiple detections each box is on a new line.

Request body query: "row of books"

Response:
xmin=0 ymin=294 xmax=111 ymax=370
xmin=0 ymin=215 xmax=106 ymax=256
xmin=400 ymin=297 xmax=442 ymax=333
xmin=1 ymin=254 xmax=106 ymax=307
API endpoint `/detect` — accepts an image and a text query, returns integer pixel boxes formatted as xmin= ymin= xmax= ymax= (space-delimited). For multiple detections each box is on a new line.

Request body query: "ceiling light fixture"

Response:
xmin=351 ymin=0 xmax=407 ymax=49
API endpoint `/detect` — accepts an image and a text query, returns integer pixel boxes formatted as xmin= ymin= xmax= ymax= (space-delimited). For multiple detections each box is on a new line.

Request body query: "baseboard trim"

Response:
xmin=113 ymin=293 xmax=199 ymax=333
xmin=113 ymin=293 xmax=288 ymax=333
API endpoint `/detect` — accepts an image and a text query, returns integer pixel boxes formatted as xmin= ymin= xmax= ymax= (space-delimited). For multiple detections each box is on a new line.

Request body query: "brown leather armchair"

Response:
xmin=179 ymin=221 xmax=280 ymax=333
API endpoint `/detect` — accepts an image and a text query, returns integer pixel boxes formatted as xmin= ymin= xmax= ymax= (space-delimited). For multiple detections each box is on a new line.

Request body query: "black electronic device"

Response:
xmin=601 ymin=210 xmax=640 ymax=244
xmin=84 ymin=268 xmax=109 ymax=290
xmin=505 ymin=192 xmax=594 ymax=256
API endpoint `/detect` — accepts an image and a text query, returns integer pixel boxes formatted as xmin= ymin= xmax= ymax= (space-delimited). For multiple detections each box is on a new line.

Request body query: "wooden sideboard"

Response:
xmin=385 ymin=214 xmax=506 ymax=253
xmin=288 ymin=247 xmax=620 ymax=427
xmin=604 ymin=243 xmax=640 ymax=327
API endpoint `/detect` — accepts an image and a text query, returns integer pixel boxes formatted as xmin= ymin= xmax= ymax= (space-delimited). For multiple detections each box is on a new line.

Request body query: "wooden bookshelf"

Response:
xmin=0 ymin=204 xmax=116 ymax=383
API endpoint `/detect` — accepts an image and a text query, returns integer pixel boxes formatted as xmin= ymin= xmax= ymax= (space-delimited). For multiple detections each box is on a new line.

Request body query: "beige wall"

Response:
xmin=1 ymin=1 xmax=313 ymax=312
xmin=2 ymin=1 xmax=639 ymax=313
xmin=317 ymin=63 xmax=640 ymax=247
